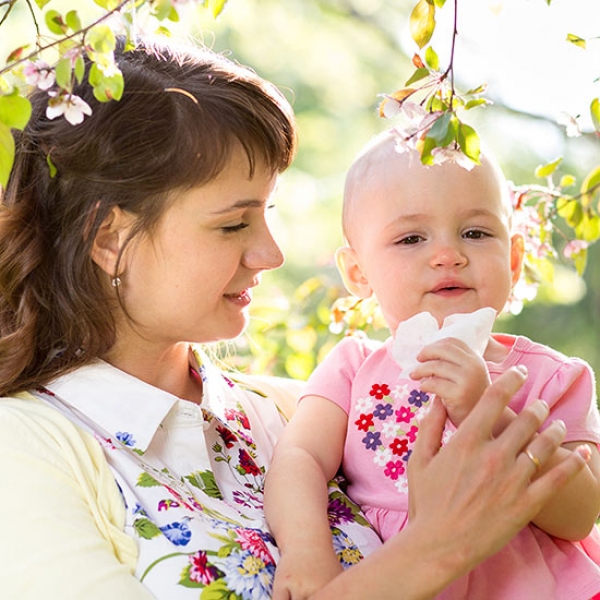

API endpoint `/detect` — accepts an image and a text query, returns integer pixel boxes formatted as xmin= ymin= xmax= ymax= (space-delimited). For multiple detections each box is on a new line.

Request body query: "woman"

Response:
xmin=0 ymin=37 xmax=589 ymax=599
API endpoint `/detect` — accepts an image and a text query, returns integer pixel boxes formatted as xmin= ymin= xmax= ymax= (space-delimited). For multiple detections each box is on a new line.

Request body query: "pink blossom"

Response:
xmin=23 ymin=60 xmax=55 ymax=91
xmin=563 ymin=239 xmax=588 ymax=258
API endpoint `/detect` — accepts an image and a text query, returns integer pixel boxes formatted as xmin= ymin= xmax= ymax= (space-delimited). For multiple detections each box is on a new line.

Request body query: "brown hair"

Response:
xmin=0 ymin=37 xmax=297 ymax=396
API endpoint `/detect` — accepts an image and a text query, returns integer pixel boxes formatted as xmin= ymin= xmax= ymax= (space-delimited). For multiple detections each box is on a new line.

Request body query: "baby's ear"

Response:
xmin=509 ymin=233 xmax=525 ymax=286
xmin=90 ymin=206 xmax=133 ymax=277
xmin=335 ymin=245 xmax=373 ymax=299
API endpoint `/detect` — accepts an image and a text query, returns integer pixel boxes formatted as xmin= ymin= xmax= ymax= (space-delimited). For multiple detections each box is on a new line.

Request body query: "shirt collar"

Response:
xmin=46 ymin=360 xmax=179 ymax=453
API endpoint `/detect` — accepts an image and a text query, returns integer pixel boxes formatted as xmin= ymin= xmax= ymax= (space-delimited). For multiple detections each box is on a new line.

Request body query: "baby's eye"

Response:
xmin=221 ymin=222 xmax=249 ymax=234
xmin=396 ymin=234 xmax=423 ymax=245
xmin=463 ymin=229 xmax=489 ymax=240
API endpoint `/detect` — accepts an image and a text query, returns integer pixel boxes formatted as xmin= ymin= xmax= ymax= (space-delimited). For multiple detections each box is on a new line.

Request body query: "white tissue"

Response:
xmin=391 ymin=307 xmax=496 ymax=376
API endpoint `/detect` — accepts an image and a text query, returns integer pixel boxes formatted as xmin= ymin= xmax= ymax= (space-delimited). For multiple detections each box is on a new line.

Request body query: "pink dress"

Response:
xmin=303 ymin=333 xmax=600 ymax=599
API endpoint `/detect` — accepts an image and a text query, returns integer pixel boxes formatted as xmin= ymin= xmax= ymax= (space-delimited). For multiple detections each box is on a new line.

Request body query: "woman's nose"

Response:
xmin=243 ymin=228 xmax=285 ymax=271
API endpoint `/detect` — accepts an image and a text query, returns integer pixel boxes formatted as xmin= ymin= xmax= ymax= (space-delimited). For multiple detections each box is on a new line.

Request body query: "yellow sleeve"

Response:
xmin=0 ymin=396 xmax=154 ymax=599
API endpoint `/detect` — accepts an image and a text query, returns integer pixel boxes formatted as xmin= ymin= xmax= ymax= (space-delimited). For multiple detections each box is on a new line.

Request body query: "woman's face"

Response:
xmin=116 ymin=147 xmax=283 ymax=353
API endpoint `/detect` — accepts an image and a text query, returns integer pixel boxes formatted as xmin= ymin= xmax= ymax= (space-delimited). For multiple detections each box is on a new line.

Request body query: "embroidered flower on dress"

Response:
xmin=384 ymin=460 xmax=405 ymax=480
xmin=395 ymin=406 xmax=414 ymax=423
xmin=408 ymin=389 xmax=429 ymax=408
xmin=369 ymin=383 xmax=390 ymax=399
xmin=373 ymin=403 xmax=394 ymax=420
xmin=390 ymin=437 xmax=409 ymax=456
xmin=355 ymin=413 xmax=374 ymax=431
xmin=374 ymin=447 xmax=392 ymax=466
xmin=362 ymin=431 xmax=383 ymax=451
xmin=355 ymin=396 xmax=374 ymax=412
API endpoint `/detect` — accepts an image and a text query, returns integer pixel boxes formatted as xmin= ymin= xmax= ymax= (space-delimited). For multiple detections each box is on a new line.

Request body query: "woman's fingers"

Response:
xmin=456 ymin=366 xmax=529 ymax=440
xmin=411 ymin=396 xmax=447 ymax=464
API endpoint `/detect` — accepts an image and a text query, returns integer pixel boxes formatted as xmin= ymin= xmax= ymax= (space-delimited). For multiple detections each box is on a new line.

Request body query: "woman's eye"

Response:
xmin=221 ymin=223 xmax=249 ymax=234
xmin=463 ymin=229 xmax=488 ymax=240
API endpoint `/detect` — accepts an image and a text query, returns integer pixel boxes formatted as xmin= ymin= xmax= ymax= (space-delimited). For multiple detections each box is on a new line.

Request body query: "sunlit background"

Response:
xmin=2 ymin=0 xmax=599 ymax=380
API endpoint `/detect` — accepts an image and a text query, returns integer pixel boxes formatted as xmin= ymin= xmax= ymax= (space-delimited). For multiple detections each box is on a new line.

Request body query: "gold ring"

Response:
xmin=524 ymin=449 xmax=542 ymax=472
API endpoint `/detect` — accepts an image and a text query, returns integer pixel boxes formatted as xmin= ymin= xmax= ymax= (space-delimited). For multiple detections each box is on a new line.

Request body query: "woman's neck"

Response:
xmin=102 ymin=340 xmax=204 ymax=404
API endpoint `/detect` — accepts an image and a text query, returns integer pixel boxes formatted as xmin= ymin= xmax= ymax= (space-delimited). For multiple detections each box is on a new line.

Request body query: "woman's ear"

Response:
xmin=90 ymin=206 xmax=133 ymax=277
xmin=510 ymin=233 xmax=525 ymax=286
xmin=335 ymin=245 xmax=373 ymax=299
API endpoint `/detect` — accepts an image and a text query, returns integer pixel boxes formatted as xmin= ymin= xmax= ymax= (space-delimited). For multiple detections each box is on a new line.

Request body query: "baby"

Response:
xmin=265 ymin=131 xmax=600 ymax=599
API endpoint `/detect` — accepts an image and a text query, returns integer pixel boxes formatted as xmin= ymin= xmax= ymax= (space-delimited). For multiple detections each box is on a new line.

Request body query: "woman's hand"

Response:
xmin=407 ymin=365 xmax=591 ymax=578
xmin=312 ymin=366 xmax=590 ymax=600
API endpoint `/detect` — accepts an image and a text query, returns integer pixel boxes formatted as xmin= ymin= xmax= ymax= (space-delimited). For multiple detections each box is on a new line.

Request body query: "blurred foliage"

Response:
xmin=1 ymin=0 xmax=599 ymax=382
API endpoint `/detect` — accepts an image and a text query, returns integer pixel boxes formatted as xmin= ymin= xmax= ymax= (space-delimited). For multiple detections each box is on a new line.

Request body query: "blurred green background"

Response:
xmin=2 ymin=0 xmax=599 ymax=384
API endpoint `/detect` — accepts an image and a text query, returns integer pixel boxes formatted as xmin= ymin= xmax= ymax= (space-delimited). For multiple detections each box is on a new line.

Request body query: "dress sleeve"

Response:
xmin=540 ymin=359 xmax=600 ymax=444
xmin=302 ymin=335 xmax=377 ymax=414
xmin=0 ymin=398 xmax=154 ymax=600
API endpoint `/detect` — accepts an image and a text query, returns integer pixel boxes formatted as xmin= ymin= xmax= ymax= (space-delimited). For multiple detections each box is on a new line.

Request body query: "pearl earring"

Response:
xmin=111 ymin=276 xmax=121 ymax=287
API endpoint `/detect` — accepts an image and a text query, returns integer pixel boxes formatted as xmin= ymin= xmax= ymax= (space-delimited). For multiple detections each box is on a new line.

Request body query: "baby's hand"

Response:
xmin=272 ymin=547 xmax=342 ymax=600
xmin=410 ymin=337 xmax=491 ymax=427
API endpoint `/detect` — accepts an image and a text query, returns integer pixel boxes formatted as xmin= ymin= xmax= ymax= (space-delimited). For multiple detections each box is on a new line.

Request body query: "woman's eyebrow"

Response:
xmin=210 ymin=199 xmax=266 ymax=215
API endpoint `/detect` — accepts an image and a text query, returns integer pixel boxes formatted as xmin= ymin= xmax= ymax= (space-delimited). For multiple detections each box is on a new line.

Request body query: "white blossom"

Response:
xmin=46 ymin=92 xmax=93 ymax=125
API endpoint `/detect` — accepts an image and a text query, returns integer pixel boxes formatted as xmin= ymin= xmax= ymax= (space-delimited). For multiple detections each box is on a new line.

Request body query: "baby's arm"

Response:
xmin=410 ymin=337 xmax=491 ymax=427
xmin=264 ymin=395 xmax=349 ymax=600
xmin=525 ymin=365 xmax=600 ymax=541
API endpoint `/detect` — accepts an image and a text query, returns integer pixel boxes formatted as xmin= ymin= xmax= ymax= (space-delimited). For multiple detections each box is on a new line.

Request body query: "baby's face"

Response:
xmin=342 ymin=145 xmax=523 ymax=332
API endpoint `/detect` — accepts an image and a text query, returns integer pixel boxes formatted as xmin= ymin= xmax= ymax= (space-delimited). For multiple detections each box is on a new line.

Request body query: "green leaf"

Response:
xmin=65 ymin=10 xmax=82 ymax=32
xmin=152 ymin=0 xmax=174 ymax=21
xmin=559 ymin=174 xmax=576 ymax=188
xmin=46 ymin=154 xmax=57 ymax=178
xmin=87 ymin=25 xmax=116 ymax=54
xmin=89 ymin=63 xmax=124 ymax=102
xmin=535 ymin=157 xmax=562 ymax=179
xmin=424 ymin=46 xmax=439 ymax=71
xmin=426 ymin=112 xmax=453 ymax=145
xmin=208 ymin=0 xmax=229 ymax=18
xmin=419 ymin=132 xmax=438 ymax=166
xmin=410 ymin=0 xmax=436 ymax=49
xmin=74 ymin=56 xmax=85 ymax=84
xmin=34 ymin=0 xmax=51 ymax=8
xmin=571 ymin=247 xmax=587 ymax=277
xmin=576 ymin=213 xmax=600 ymax=243
xmin=566 ymin=33 xmax=586 ymax=49
xmin=590 ymin=98 xmax=600 ymax=133
xmin=92 ymin=0 xmax=121 ymax=8
xmin=457 ymin=122 xmax=480 ymax=163
xmin=54 ymin=58 xmax=73 ymax=91
xmin=464 ymin=98 xmax=490 ymax=110
xmin=580 ymin=165 xmax=600 ymax=208
xmin=405 ymin=67 xmax=430 ymax=87
xmin=0 ymin=122 xmax=15 ymax=190
xmin=45 ymin=10 xmax=67 ymax=35
xmin=557 ymin=197 xmax=582 ymax=227
xmin=0 ymin=92 xmax=32 ymax=130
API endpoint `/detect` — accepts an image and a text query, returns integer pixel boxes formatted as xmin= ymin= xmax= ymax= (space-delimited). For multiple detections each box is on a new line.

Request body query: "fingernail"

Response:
xmin=576 ymin=444 xmax=592 ymax=462
xmin=515 ymin=364 xmax=528 ymax=377
xmin=550 ymin=418 xmax=566 ymax=433
xmin=531 ymin=399 xmax=549 ymax=419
